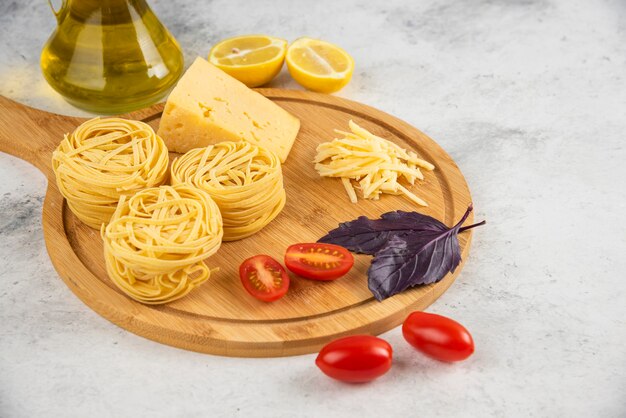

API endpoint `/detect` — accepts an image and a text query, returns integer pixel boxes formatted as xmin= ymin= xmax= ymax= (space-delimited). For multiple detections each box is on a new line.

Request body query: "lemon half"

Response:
xmin=209 ymin=35 xmax=287 ymax=87
xmin=286 ymin=37 xmax=354 ymax=93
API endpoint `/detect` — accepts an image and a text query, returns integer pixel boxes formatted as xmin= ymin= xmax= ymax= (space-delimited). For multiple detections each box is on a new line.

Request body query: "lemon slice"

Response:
xmin=209 ymin=35 xmax=287 ymax=87
xmin=286 ymin=37 xmax=354 ymax=93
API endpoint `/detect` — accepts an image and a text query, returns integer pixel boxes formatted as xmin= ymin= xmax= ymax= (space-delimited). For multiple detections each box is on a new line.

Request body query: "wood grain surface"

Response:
xmin=0 ymin=91 xmax=474 ymax=357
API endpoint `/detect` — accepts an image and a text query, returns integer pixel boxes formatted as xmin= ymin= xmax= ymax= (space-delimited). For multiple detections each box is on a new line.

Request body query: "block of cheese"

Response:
xmin=157 ymin=57 xmax=300 ymax=162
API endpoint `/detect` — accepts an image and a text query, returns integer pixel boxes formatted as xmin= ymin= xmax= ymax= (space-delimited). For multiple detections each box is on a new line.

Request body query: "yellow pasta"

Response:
xmin=102 ymin=185 xmax=223 ymax=305
xmin=52 ymin=117 xmax=169 ymax=229
xmin=171 ymin=141 xmax=285 ymax=241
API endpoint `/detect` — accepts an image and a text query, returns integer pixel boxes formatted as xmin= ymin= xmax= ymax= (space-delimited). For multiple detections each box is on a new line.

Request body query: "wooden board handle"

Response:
xmin=0 ymin=95 xmax=167 ymax=176
xmin=0 ymin=95 xmax=80 ymax=175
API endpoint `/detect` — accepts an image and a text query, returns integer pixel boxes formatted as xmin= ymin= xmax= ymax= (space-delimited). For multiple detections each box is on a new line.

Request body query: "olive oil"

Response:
xmin=41 ymin=0 xmax=183 ymax=113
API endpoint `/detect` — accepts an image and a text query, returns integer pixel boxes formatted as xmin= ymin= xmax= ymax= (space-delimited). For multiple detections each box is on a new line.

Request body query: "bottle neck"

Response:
xmin=65 ymin=0 xmax=150 ymax=24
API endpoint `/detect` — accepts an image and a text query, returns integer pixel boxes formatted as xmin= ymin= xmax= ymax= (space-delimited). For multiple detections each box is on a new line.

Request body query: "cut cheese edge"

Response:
xmin=157 ymin=57 xmax=300 ymax=162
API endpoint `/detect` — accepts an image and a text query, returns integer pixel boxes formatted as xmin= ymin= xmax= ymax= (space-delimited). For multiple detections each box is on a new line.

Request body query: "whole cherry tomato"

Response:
xmin=284 ymin=243 xmax=354 ymax=281
xmin=315 ymin=335 xmax=392 ymax=383
xmin=402 ymin=311 xmax=474 ymax=362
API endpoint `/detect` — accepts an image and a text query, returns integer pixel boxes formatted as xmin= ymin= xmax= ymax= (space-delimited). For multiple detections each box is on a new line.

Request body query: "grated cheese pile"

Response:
xmin=314 ymin=120 xmax=435 ymax=206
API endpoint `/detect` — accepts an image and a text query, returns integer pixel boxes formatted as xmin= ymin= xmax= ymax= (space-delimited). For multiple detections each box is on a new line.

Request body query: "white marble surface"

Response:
xmin=1 ymin=0 xmax=625 ymax=417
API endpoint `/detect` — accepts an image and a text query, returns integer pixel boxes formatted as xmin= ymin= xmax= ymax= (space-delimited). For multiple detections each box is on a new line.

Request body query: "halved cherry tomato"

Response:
xmin=284 ymin=243 xmax=354 ymax=281
xmin=239 ymin=255 xmax=290 ymax=302
xmin=315 ymin=335 xmax=392 ymax=383
xmin=402 ymin=311 xmax=474 ymax=362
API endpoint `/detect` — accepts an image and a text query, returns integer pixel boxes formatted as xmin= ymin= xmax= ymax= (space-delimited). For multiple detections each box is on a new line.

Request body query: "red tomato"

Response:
xmin=284 ymin=243 xmax=354 ymax=280
xmin=402 ymin=311 xmax=474 ymax=362
xmin=239 ymin=255 xmax=290 ymax=302
xmin=315 ymin=335 xmax=392 ymax=383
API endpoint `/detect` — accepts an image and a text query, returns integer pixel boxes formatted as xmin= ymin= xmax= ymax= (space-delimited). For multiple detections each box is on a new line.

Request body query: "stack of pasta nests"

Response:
xmin=52 ymin=118 xmax=285 ymax=305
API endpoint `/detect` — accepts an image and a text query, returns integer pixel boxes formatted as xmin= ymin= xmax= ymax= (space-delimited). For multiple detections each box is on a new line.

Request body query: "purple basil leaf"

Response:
xmin=318 ymin=211 xmax=449 ymax=255
xmin=367 ymin=206 xmax=474 ymax=301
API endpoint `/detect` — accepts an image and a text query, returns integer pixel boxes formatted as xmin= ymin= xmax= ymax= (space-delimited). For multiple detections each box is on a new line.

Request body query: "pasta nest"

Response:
xmin=102 ymin=185 xmax=223 ymax=305
xmin=171 ymin=141 xmax=286 ymax=241
xmin=52 ymin=117 xmax=169 ymax=229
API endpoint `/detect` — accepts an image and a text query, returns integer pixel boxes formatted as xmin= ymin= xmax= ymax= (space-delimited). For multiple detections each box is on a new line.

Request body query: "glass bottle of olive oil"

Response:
xmin=41 ymin=0 xmax=184 ymax=113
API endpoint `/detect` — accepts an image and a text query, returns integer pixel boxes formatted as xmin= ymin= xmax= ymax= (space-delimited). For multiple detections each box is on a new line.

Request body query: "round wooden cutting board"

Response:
xmin=0 ymin=91 xmax=474 ymax=357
